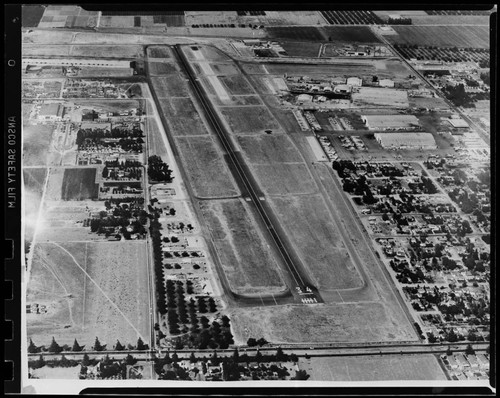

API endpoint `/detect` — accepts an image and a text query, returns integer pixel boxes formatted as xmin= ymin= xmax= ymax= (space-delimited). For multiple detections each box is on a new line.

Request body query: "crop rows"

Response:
xmin=425 ymin=10 xmax=491 ymax=16
xmin=394 ymin=44 xmax=490 ymax=63
xmin=321 ymin=10 xmax=382 ymax=25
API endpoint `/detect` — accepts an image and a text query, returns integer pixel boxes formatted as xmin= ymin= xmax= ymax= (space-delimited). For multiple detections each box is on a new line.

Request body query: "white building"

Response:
xmin=379 ymin=79 xmax=395 ymax=88
xmin=374 ymin=132 xmax=437 ymax=150
xmin=362 ymin=114 xmax=420 ymax=130
xmin=37 ymin=103 xmax=64 ymax=121
xmin=347 ymin=77 xmax=363 ymax=87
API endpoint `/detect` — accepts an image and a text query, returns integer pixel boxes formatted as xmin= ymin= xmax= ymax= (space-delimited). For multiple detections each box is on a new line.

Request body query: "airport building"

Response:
xmin=362 ymin=114 xmax=420 ymax=130
xmin=374 ymin=132 xmax=437 ymax=150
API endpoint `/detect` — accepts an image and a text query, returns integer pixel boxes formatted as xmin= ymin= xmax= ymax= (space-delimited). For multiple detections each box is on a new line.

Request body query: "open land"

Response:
xmin=175 ymin=136 xmax=240 ymax=198
xmin=148 ymin=62 xmax=179 ymax=75
xmin=235 ymin=134 xmax=304 ymax=164
xmin=61 ymin=168 xmax=99 ymax=201
xmin=251 ymin=164 xmax=318 ymax=195
xmin=200 ymin=199 xmax=286 ymax=295
xmin=23 ymin=168 xmax=49 ymax=249
xmin=220 ymin=106 xmax=281 ymax=134
xmin=230 ymin=302 xmax=415 ymax=344
xmin=27 ymin=241 xmax=151 ymax=348
xmin=299 ymin=355 xmax=447 ymax=381
xmin=268 ymin=194 xmax=363 ymax=291
xmin=150 ymin=76 xmax=190 ymax=97
xmin=23 ymin=124 xmax=57 ymax=167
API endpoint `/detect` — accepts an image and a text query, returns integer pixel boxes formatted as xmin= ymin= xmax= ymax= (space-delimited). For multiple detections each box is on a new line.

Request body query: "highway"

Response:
xmin=171 ymin=44 xmax=321 ymax=303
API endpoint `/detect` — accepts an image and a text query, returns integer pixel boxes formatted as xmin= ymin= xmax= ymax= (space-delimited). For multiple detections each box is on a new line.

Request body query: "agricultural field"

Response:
xmin=148 ymin=62 xmax=178 ymax=75
xmin=150 ymin=76 xmax=190 ymax=98
xmin=219 ymin=106 xmax=281 ymax=134
xmin=230 ymin=300 xmax=415 ymax=344
xmin=175 ymin=136 xmax=240 ymax=199
xmin=23 ymin=44 xmax=71 ymax=57
xmin=394 ymin=45 xmax=489 ymax=63
xmin=236 ymin=134 xmax=304 ymax=164
xmin=320 ymin=10 xmax=383 ymax=25
xmin=158 ymin=97 xmax=209 ymax=136
xmin=199 ymin=199 xmax=286 ymax=295
xmin=22 ymin=124 xmax=57 ymax=167
xmin=208 ymin=63 xmax=239 ymax=75
xmin=27 ymin=241 xmax=151 ymax=348
xmin=265 ymin=26 xmax=326 ymax=41
xmin=279 ymin=42 xmax=322 ymax=58
xmin=269 ymin=194 xmax=363 ymax=290
xmin=61 ymin=168 xmax=99 ymax=201
xmin=218 ymin=75 xmax=256 ymax=95
xmin=69 ymin=45 xmax=144 ymax=59
xmin=387 ymin=26 xmax=490 ymax=49
xmin=147 ymin=46 xmax=172 ymax=58
xmin=21 ymin=5 xmax=46 ymax=27
xmin=300 ymin=355 xmax=447 ymax=381
xmin=322 ymin=26 xmax=382 ymax=43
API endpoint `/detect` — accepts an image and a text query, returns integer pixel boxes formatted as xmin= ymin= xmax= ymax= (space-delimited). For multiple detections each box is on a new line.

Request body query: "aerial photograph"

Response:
xmin=20 ymin=4 xmax=493 ymax=390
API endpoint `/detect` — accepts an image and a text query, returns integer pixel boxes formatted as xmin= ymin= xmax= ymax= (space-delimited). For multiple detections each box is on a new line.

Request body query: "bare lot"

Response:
xmin=200 ymin=199 xmax=286 ymax=295
xmin=220 ymin=106 xmax=281 ymax=134
xmin=269 ymin=194 xmax=363 ymax=290
xmin=175 ymin=136 xmax=240 ymax=199
xmin=27 ymin=241 xmax=150 ymax=348
xmin=266 ymin=26 xmax=326 ymax=41
xmin=159 ymin=97 xmax=210 ymax=136
xmin=61 ymin=168 xmax=98 ymax=201
xmin=151 ymin=76 xmax=190 ymax=97
xmin=352 ymin=87 xmax=409 ymax=108
xmin=279 ymin=42 xmax=322 ymax=58
xmin=209 ymin=63 xmax=239 ymax=75
xmin=236 ymin=134 xmax=304 ymax=164
xmin=73 ymin=99 xmax=142 ymax=113
xmin=230 ymin=301 xmax=415 ymax=344
xmin=252 ymin=164 xmax=318 ymax=195
xmin=300 ymin=355 xmax=447 ymax=381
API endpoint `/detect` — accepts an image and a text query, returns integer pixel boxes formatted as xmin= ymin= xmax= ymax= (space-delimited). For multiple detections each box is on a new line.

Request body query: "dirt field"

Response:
xmin=209 ymin=63 xmax=239 ymax=75
xmin=23 ymin=124 xmax=56 ymax=167
xmin=200 ymin=199 xmax=286 ymax=295
xmin=73 ymin=99 xmax=142 ymax=113
xmin=61 ymin=168 xmax=98 ymax=201
xmin=22 ymin=5 xmax=46 ymax=27
xmin=300 ymin=355 xmax=447 ymax=381
xmin=218 ymin=75 xmax=256 ymax=95
xmin=269 ymin=194 xmax=363 ymax=290
xmin=159 ymin=96 xmax=210 ymax=137
xmin=150 ymin=76 xmax=190 ymax=98
xmin=69 ymin=45 xmax=143 ymax=59
xmin=147 ymin=46 xmax=172 ymax=58
xmin=174 ymin=136 xmax=240 ymax=199
xmin=27 ymin=241 xmax=151 ymax=348
xmin=230 ymin=301 xmax=415 ymax=344
xmin=279 ymin=42 xmax=322 ymax=58
xmin=147 ymin=62 xmax=178 ymax=75
xmin=352 ymin=88 xmax=409 ymax=108
xmin=23 ymin=168 xmax=48 ymax=249
xmin=220 ymin=106 xmax=281 ymax=134
xmin=236 ymin=134 xmax=304 ymax=164
xmin=251 ymin=164 xmax=318 ymax=195
xmin=322 ymin=26 xmax=382 ymax=43
xmin=387 ymin=26 xmax=490 ymax=49
xmin=266 ymin=26 xmax=326 ymax=41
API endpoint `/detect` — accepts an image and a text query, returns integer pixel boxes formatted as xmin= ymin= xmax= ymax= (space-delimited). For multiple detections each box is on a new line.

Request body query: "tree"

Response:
xmin=125 ymin=354 xmax=137 ymax=366
xmin=189 ymin=352 xmax=197 ymax=363
xmin=82 ymin=353 xmax=91 ymax=367
xmin=247 ymin=338 xmax=258 ymax=347
xmin=28 ymin=338 xmax=39 ymax=354
xmin=465 ymin=344 xmax=475 ymax=355
xmin=136 ymin=337 xmax=148 ymax=351
xmin=257 ymin=337 xmax=268 ymax=347
xmin=446 ymin=346 xmax=453 ymax=356
xmin=114 ymin=340 xmax=125 ymax=351
xmin=48 ymin=337 xmax=63 ymax=353
xmin=72 ymin=339 xmax=84 ymax=352
xmin=276 ymin=347 xmax=289 ymax=362
xmin=292 ymin=369 xmax=310 ymax=380
xmin=31 ymin=355 xmax=45 ymax=370
xmin=147 ymin=155 xmax=174 ymax=183
xmin=93 ymin=337 xmax=106 ymax=351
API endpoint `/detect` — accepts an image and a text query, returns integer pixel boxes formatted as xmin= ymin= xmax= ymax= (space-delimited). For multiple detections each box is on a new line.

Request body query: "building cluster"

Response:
xmin=63 ymin=79 xmax=128 ymax=99
xmin=441 ymin=353 xmax=490 ymax=381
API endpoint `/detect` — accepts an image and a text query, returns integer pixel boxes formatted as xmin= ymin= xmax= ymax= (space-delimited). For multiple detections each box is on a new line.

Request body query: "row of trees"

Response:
xmin=28 ymin=336 xmax=148 ymax=354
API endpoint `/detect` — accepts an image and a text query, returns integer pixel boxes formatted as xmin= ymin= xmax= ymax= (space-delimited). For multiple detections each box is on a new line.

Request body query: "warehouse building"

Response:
xmin=375 ymin=132 xmax=437 ymax=150
xmin=362 ymin=114 xmax=420 ymax=130
xmin=347 ymin=77 xmax=363 ymax=87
